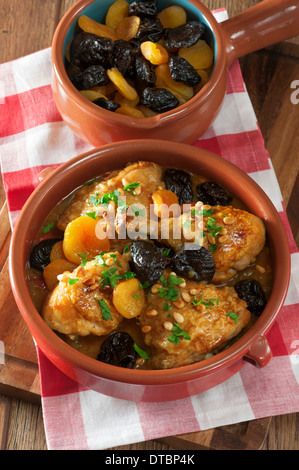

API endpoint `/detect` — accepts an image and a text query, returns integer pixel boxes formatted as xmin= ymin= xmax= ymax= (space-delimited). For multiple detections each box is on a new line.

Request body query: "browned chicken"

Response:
xmin=138 ymin=272 xmax=251 ymax=369
xmin=42 ymin=252 xmax=129 ymax=337
xmin=57 ymin=161 xmax=163 ymax=232
xmin=158 ymin=205 xmax=266 ymax=283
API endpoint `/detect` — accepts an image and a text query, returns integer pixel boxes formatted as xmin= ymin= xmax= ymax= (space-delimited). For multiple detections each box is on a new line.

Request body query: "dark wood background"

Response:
xmin=0 ymin=0 xmax=298 ymax=450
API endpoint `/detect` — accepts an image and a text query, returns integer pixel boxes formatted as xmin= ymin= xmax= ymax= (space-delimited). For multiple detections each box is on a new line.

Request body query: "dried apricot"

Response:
xmin=115 ymin=15 xmax=141 ymax=41
xmin=152 ymin=189 xmax=180 ymax=218
xmin=194 ymin=69 xmax=209 ymax=92
xmin=113 ymin=278 xmax=145 ymax=318
xmin=78 ymin=15 xmax=117 ymax=41
xmin=113 ymin=91 xmax=139 ymax=107
xmin=63 ymin=216 xmax=110 ymax=264
xmin=50 ymin=241 xmax=66 ymax=262
xmin=105 ymin=0 xmax=129 ymax=30
xmin=116 ymin=106 xmax=145 ymax=118
xmin=43 ymin=259 xmax=77 ymax=291
xmin=80 ymin=89 xmax=108 ymax=101
xmin=140 ymin=41 xmax=169 ymax=65
xmin=155 ymin=63 xmax=193 ymax=100
xmin=157 ymin=6 xmax=187 ymax=29
xmin=107 ymin=67 xmax=138 ymax=101
xmin=179 ymin=39 xmax=213 ymax=70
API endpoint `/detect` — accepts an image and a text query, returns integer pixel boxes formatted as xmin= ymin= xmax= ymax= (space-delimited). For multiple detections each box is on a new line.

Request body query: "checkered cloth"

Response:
xmin=1 ymin=9 xmax=298 ymax=450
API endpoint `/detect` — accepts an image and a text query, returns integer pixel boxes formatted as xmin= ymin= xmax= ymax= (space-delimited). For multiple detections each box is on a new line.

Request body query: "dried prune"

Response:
xmin=70 ymin=65 xmax=109 ymax=90
xmin=164 ymin=21 xmax=205 ymax=49
xmin=234 ymin=280 xmax=267 ymax=316
xmin=70 ymin=32 xmax=114 ymax=70
xmin=110 ymin=40 xmax=138 ymax=77
xmin=171 ymin=244 xmax=216 ymax=282
xmin=163 ymin=168 xmax=193 ymax=204
xmin=141 ymin=87 xmax=179 ymax=113
xmin=129 ymin=0 xmax=158 ymax=18
xmin=133 ymin=17 xmax=163 ymax=44
xmin=93 ymin=97 xmax=120 ymax=112
xmin=98 ymin=332 xmax=137 ymax=368
xmin=135 ymin=55 xmax=156 ymax=92
xmin=196 ymin=182 xmax=233 ymax=206
xmin=29 ymin=239 xmax=62 ymax=271
xmin=130 ymin=240 xmax=170 ymax=285
xmin=169 ymin=55 xmax=201 ymax=87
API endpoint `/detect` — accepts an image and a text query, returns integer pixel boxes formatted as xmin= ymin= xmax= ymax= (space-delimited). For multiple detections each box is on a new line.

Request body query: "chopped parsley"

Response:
xmin=206 ymin=216 xmax=223 ymax=238
xmin=226 ymin=312 xmax=239 ymax=323
xmin=167 ymin=323 xmax=191 ymax=345
xmin=99 ymin=268 xmax=136 ymax=289
xmin=89 ymin=190 xmax=120 ymax=207
xmin=191 ymin=208 xmax=214 ymax=217
xmin=86 ymin=211 xmax=97 ymax=219
xmin=163 ymin=303 xmax=172 ymax=312
xmin=156 ymin=274 xmax=184 ymax=302
xmin=68 ymin=278 xmax=79 ymax=285
xmin=130 ymin=205 xmax=145 ymax=217
xmin=78 ymin=253 xmax=88 ymax=266
xmin=208 ymin=244 xmax=218 ymax=254
xmin=123 ymin=244 xmax=130 ymax=254
xmin=193 ymin=294 xmax=220 ymax=309
xmin=123 ymin=182 xmax=141 ymax=193
xmin=96 ymin=298 xmax=113 ymax=321
xmin=162 ymin=248 xmax=171 ymax=257
xmin=133 ymin=343 xmax=150 ymax=359
xmin=42 ymin=222 xmax=55 ymax=234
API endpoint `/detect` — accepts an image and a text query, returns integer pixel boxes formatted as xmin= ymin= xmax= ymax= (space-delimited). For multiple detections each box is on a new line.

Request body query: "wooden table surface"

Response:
xmin=0 ymin=0 xmax=298 ymax=450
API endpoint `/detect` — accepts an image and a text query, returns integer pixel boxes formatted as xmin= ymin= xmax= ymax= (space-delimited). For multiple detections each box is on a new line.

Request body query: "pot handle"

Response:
xmin=244 ymin=335 xmax=272 ymax=368
xmin=220 ymin=0 xmax=299 ymax=66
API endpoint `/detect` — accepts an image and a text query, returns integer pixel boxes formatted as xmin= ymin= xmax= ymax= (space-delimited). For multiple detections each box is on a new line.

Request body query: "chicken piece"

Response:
xmin=42 ymin=252 xmax=130 ymax=337
xmin=158 ymin=205 xmax=266 ymax=283
xmin=139 ymin=272 xmax=251 ymax=369
xmin=57 ymin=161 xmax=163 ymax=232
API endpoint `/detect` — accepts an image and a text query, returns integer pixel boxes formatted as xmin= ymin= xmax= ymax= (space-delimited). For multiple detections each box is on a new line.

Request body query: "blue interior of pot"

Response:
xmin=63 ymin=0 xmax=217 ymax=63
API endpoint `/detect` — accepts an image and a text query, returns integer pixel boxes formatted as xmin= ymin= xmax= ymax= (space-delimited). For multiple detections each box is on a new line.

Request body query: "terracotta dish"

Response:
xmin=9 ymin=141 xmax=290 ymax=401
xmin=51 ymin=0 xmax=299 ymax=146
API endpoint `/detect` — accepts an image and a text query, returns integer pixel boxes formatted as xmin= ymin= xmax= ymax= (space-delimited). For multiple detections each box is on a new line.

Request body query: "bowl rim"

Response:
xmin=9 ymin=140 xmax=291 ymax=386
xmin=51 ymin=0 xmax=226 ymax=129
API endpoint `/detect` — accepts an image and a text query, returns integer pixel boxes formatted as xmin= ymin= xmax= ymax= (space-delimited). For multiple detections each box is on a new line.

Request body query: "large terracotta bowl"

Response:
xmin=9 ymin=141 xmax=290 ymax=402
xmin=51 ymin=0 xmax=299 ymax=147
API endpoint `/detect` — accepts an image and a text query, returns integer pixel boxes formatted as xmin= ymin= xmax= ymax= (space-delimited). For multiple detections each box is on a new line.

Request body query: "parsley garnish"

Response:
xmin=206 ymin=217 xmax=223 ymax=238
xmin=89 ymin=190 xmax=120 ymax=207
xmin=167 ymin=323 xmax=191 ymax=345
xmin=42 ymin=222 xmax=55 ymax=234
xmin=78 ymin=253 xmax=88 ymax=266
xmin=208 ymin=244 xmax=218 ymax=254
xmin=86 ymin=211 xmax=97 ymax=219
xmin=133 ymin=343 xmax=150 ymax=359
xmin=123 ymin=244 xmax=130 ymax=254
xmin=123 ymin=182 xmax=141 ymax=192
xmin=193 ymin=294 xmax=220 ymax=309
xmin=68 ymin=278 xmax=79 ymax=285
xmin=191 ymin=208 xmax=214 ymax=217
xmin=163 ymin=303 xmax=172 ymax=312
xmin=96 ymin=298 xmax=113 ymax=321
xmin=226 ymin=312 xmax=239 ymax=323
xmin=130 ymin=205 xmax=145 ymax=217
xmin=99 ymin=268 xmax=136 ymax=289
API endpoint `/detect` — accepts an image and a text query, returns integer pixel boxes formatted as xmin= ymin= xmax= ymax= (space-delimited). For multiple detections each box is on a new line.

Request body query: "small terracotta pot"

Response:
xmin=9 ymin=141 xmax=290 ymax=401
xmin=51 ymin=0 xmax=299 ymax=147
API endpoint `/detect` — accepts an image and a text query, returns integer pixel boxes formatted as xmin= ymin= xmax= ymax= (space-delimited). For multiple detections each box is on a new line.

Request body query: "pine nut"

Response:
xmin=151 ymin=284 xmax=160 ymax=294
xmin=190 ymin=288 xmax=200 ymax=295
xmin=141 ymin=325 xmax=152 ymax=333
xmin=146 ymin=309 xmax=158 ymax=317
xmin=223 ymin=216 xmax=235 ymax=225
xmin=255 ymin=264 xmax=266 ymax=273
xmin=173 ymin=312 xmax=184 ymax=323
xmin=164 ymin=321 xmax=173 ymax=331
xmin=181 ymin=292 xmax=191 ymax=303
xmin=173 ymin=299 xmax=185 ymax=309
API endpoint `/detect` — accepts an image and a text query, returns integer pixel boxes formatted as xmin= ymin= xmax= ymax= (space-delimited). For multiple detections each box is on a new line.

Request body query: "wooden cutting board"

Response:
xmin=0 ymin=198 xmax=271 ymax=449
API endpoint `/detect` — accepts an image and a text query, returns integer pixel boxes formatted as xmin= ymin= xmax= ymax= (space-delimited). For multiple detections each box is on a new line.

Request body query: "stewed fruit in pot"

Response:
xmin=65 ymin=0 xmax=214 ymax=117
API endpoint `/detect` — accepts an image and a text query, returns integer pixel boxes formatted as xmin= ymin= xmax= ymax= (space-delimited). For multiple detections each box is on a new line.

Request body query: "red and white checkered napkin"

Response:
xmin=1 ymin=9 xmax=298 ymax=450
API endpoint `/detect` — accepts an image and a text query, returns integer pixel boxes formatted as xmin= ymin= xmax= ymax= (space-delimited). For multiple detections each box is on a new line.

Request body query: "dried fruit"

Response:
xmin=163 ymin=168 xmax=193 ymax=204
xmin=113 ymin=277 xmax=145 ymax=318
xmin=30 ymin=238 xmax=62 ymax=271
xmin=98 ymin=331 xmax=137 ymax=368
xmin=109 ymin=40 xmax=138 ymax=77
xmin=171 ymin=244 xmax=216 ymax=282
xmin=115 ymin=15 xmax=141 ymax=41
xmin=80 ymin=89 xmax=108 ymax=101
xmin=169 ymin=55 xmax=201 ymax=87
xmin=151 ymin=189 xmax=179 ymax=218
xmin=135 ymin=55 xmax=156 ymax=92
xmin=63 ymin=216 xmax=110 ymax=264
xmin=234 ymin=280 xmax=267 ymax=316
xmin=133 ymin=17 xmax=163 ymax=44
xmin=130 ymin=240 xmax=170 ymax=285
xmin=107 ymin=67 xmax=138 ymax=101
xmin=140 ymin=41 xmax=169 ymax=65
xmin=78 ymin=15 xmax=117 ymax=40
xmin=105 ymin=0 xmax=129 ymax=30
xmin=179 ymin=39 xmax=213 ymax=70
xmin=196 ymin=181 xmax=233 ymax=206
xmin=70 ymin=65 xmax=109 ymax=90
xmin=50 ymin=241 xmax=66 ymax=262
xmin=43 ymin=259 xmax=78 ymax=291
xmin=93 ymin=97 xmax=121 ymax=112
xmin=155 ymin=63 xmax=193 ymax=100
xmin=70 ymin=32 xmax=114 ymax=70
xmin=157 ymin=6 xmax=187 ymax=28
xmin=141 ymin=87 xmax=179 ymax=113
xmin=164 ymin=21 xmax=205 ymax=49
xmin=128 ymin=0 xmax=158 ymax=18
xmin=115 ymin=106 xmax=145 ymax=118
